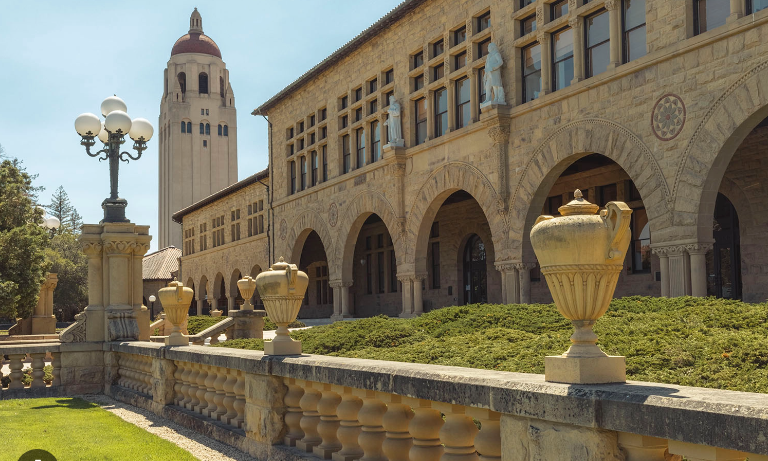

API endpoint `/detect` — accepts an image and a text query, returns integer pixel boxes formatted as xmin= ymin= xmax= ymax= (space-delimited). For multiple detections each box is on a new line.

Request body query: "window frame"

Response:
xmin=455 ymin=77 xmax=471 ymax=129
xmin=621 ymin=0 xmax=647 ymax=63
xmin=434 ymin=87 xmax=448 ymax=138
xmin=415 ymin=97 xmax=428 ymax=145
xmin=522 ymin=42 xmax=542 ymax=104
xmin=454 ymin=26 xmax=467 ymax=45
xmin=356 ymin=127 xmax=366 ymax=168
xmin=342 ymin=135 xmax=351 ymax=174
xmin=311 ymin=150 xmax=318 ymax=187
xmin=477 ymin=11 xmax=491 ymax=32
xmin=550 ymin=0 xmax=569 ymax=21
xmin=371 ymin=120 xmax=381 ymax=162
xmin=585 ymin=9 xmax=611 ymax=79
xmin=551 ymin=27 xmax=575 ymax=91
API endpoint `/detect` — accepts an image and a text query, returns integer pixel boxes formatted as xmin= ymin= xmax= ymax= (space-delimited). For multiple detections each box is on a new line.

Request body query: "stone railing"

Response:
xmin=99 ymin=341 xmax=768 ymax=461
xmin=149 ymin=317 xmax=234 ymax=345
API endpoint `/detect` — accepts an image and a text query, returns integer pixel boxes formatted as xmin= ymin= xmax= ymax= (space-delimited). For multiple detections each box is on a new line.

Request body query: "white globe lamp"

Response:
xmin=74 ymin=113 xmax=101 ymax=137
xmin=129 ymin=118 xmax=154 ymax=142
xmin=105 ymin=110 xmax=132 ymax=134
xmin=100 ymin=96 xmax=127 ymax=118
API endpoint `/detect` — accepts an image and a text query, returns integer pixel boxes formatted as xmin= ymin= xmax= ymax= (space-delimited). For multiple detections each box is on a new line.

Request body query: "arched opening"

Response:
xmin=462 ymin=234 xmax=487 ymax=304
xmin=230 ymin=269 xmax=243 ymax=310
xmin=295 ymin=230 xmax=332 ymax=318
xmin=199 ymin=275 xmax=210 ymax=316
xmin=177 ymin=72 xmax=186 ymax=94
xmin=250 ymin=265 xmax=263 ymax=307
xmin=707 ymin=193 xmax=741 ymax=299
xmin=185 ymin=279 xmax=196 ymax=316
xmin=524 ymin=153 xmax=655 ymax=302
xmin=213 ymin=272 xmax=227 ymax=316
xmin=220 ymin=76 xmax=225 ymax=98
xmin=205 ymin=123 xmax=210 ymax=136
xmin=199 ymin=72 xmax=209 ymax=94
xmin=223 ymin=125 xmax=228 ymax=136
xmin=186 ymin=121 xmax=191 ymax=134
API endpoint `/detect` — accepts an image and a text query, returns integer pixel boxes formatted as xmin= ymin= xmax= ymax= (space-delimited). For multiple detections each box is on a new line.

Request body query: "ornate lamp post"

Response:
xmin=74 ymin=96 xmax=154 ymax=223
xmin=148 ymin=295 xmax=157 ymax=320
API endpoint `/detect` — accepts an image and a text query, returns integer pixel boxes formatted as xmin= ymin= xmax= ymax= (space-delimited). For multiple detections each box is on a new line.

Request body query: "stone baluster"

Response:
xmin=210 ymin=332 xmax=220 ymax=345
xmin=436 ymin=404 xmax=479 ymax=461
xmin=117 ymin=355 xmax=129 ymax=389
xmin=667 ymin=441 xmax=748 ymax=461
xmin=617 ymin=433 xmax=668 ymax=461
xmin=284 ymin=378 xmax=306 ymax=446
xmin=381 ymin=394 xmax=414 ymax=461
xmin=30 ymin=353 xmax=46 ymax=388
xmin=142 ymin=356 xmax=153 ymax=395
xmin=51 ymin=352 xmax=61 ymax=387
xmin=333 ymin=386 xmax=363 ymax=461
xmin=7 ymin=354 xmax=24 ymax=389
xmin=194 ymin=364 xmax=210 ymax=414
xmin=354 ymin=389 xmax=387 ymax=461
xmin=407 ymin=399 xmax=444 ymax=461
xmin=172 ymin=362 xmax=184 ymax=405
xmin=232 ymin=370 xmax=246 ymax=429
xmin=179 ymin=362 xmax=194 ymax=408
xmin=186 ymin=363 xmax=201 ymax=411
xmin=221 ymin=368 xmax=239 ymax=425
xmin=212 ymin=367 xmax=228 ymax=421
xmin=468 ymin=409 xmax=501 ymax=461
xmin=203 ymin=365 xmax=218 ymax=418
xmin=297 ymin=380 xmax=323 ymax=453
xmin=314 ymin=383 xmax=342 ymax=458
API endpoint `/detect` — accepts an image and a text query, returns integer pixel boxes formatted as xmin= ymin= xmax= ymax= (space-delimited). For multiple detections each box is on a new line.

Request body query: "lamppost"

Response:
xmin=37 ymin=207 xmax=61 ymax=236
xmin=74 ymin=96 xmax=154 ymax=223
xmin=148 ymin=295 xmax=156 ymax=320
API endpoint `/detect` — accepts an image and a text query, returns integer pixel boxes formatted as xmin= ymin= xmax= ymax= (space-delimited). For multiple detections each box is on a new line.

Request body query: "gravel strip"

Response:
xmin=81 ymin=394 xmax=254 ymax=461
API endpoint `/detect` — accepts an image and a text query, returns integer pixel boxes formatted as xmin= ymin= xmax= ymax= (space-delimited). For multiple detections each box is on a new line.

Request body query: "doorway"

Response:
xmin=707 ymin=193 xmax=742 ymax=299
xmin=463 ymin=234 xmax=487 ymax=304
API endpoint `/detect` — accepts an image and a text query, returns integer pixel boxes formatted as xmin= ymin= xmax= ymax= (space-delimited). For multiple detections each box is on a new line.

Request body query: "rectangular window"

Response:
xmin=355 ymin=108 xmax=363 ymax=122
xmin=309 ymin=133 xmax=315 ymax=145
xmin=454 ymin=26 xmax=467 ymax=45
xmin=320 ymin=108 xmax=327 ymax=121
xmin=288 ymin=144 xmax=294 ymax=156
xmin=623 ymin=0 xmax=647 ymax=63
xmin=385 ymin=69 xmax=394 ymax=85
xmin=521 ymin=0 xmax=534 ymax=7
xmin=309 ymin=114 xmax=316 ymax=127
xmin=415 ymin=97 xmax=428 ymax=145
xmin=477 ymin=11 xmax=491 ymax=32
xmin=521 ymin=14 xmax=537 ymax=35
xmin=259 ymin=215 xmax=264 ymax=234
xmin=522 ymin=42 xmax=542 ymax=103
xmin=298 ymin=138 xmax=304 ymax=150
xmin=431 ymin=241 xmax=441 ymax=289
xmin=366 ymin=236 xmax=372 ymax=251
xmin=322 ymin=145 xmax=328 ymax=181
xmin=477 ymin=38 xmax=491 ymax=58
xmin=320 ymin=126 xmax=327 ymax=139
xmin=434 ymin=87 xmax=448 ymax=138
xmin=433 ymin=39 xmax=444 ymax=57
xmin=369 ymin=79 xmax=377 ymax=93
xmin=248 ymin=218 xmax=253 ymax=237
xmin=694 ymin=0 xmax=729 ymax=35
xmin=552 ymin=28 xmax=575 ymax=91
xmin=478 ymin=68 xmax=486 ymax=108
xmin=551 ymin=0 xmax=569 ymax=20
xmin=366 ymin=254 xmax=373 ymax=294
xmin=377 ymin=234 xmax=384 ymax=249
xmin=414 ymin=74 xmax=424 ymax=91
xmin=586 ymin=10 xmax=610 ymax=78
xmin=341 ymin=115 xmax=348 ymax=128
xmin=355 ymin=87 xmax=363 ymax=101
xmin=300 ymin=156 xmax=307 ymax=191
xmin=371 ymin=120 xmax=380 ymax=162
xmin=747 ymin=0 xmax=768 ymax=13
xmin=341 ymin=95 xmax=348 ymax=109
xmin=433 ymin=63 xmax=445 ymax=81
xmin=287 ymin=127 xmax=294 ymax=139
xmin=290 ymin=161 xmax=296 ymax=194
xmin=299 ymin=121 xmax=304 ymax=133
xmin=454 ymin=51 xmax=467 ymax=69
xmin=456 ymin=77 xmax=471 ymax=129
xmin=311 ymin=151 xmax=318 ymax=186
xmin=343 ymin=135 xmax=351 ymax=173
xmin=377 ymin=252 xmax=385 ymax=294
xmin=356 ymin=127 xmax=366 ymax=168
xmin=370 ymin=100 xmax=378 ymax=114
xmin=385 ymin=91 xmax=394 ymax=107
xmin=413 ymin=51 xmax=424 ymax=68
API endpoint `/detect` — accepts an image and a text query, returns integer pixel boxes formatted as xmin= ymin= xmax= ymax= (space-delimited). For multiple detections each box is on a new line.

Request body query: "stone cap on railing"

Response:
xmin=149 ymin=316 xmax=235 ymax=345
xmin=0 ymin=342 xmax=103 ymax=355
xmin=109 ymin=341 xmax=768 ymax=456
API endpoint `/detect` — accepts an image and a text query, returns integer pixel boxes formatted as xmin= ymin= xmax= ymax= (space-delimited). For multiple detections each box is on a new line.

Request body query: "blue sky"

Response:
xmin=0 ymin=1 xmax=402 ymax=251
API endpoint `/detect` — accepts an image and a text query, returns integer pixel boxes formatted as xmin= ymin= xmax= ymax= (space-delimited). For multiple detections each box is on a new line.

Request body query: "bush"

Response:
xmin=187 ymin=315 xmax=305 ymax=335
xmin=215 ymin=296 xmax=768 ymax=393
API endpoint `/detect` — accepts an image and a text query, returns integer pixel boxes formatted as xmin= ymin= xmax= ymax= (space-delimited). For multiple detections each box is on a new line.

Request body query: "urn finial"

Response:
xmin=558 ymin=189 xmax=600 ymax=216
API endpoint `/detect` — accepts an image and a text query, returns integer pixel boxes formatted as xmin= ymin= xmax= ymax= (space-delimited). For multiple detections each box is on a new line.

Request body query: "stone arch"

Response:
xmin=229 ymin=268 xmax=242 ymax=300
xmin=717 ymin=176 xmax=756 ymax=230
xmin=283 ymin=209 xmax=335 ymax=275
xmin=333 ymin=190 xmax=404 ymax=282
xmin=405 ymin=162 xmax=507 ymax=272
xmin=509 ymin=118 xmax=670 ymax=258
xmin=198 ymin=275 xmax=209 ymax=301
xmin=673 ymin=61 xmax=768 ymax=241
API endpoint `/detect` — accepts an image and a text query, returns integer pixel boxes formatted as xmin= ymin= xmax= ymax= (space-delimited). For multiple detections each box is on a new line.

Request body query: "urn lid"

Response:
xmin=269 ymin=256 xmax=290 ymax=272
xmin=558 ymin=189 xmax=600 ymax=216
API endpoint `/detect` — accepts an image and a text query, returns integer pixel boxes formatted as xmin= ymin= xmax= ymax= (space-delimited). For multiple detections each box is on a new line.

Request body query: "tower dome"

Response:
xmin=171 ymin=8 xmax=222 ymax=58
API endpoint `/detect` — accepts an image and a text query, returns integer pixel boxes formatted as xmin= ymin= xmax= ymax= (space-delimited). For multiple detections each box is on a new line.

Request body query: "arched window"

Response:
xmin=199 ymin=123 xmax=204 ymax=134
xmin=186 ymin=121 xmax=192 ymax=133
xmin=181 ymin=121 xmax=186 ymax=133
xmin=223 ymin=125 xmax=228 ymax=136
xmin=199 ymin=72 xmax=209 ymax=94
xmin=218 ymin=124 xmax=222 ymax=136
xmin=220 ymin=76 xmax=225 ymax=97
xmin=177 ymin=72 xmax=186 ymax=94
xmin=205 ymin=123 xmax=210 ymax=135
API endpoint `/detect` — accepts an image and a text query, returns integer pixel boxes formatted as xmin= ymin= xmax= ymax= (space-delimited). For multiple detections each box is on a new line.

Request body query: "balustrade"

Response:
xmin=0 ymin=346 xmax=62 ymax=394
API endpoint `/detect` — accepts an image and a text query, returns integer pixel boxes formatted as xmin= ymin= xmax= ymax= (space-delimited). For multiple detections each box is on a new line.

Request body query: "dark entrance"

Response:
xmin=463 ymin=234 xmax=487 ymax=304
xmin=707 ymin=193 xmax=742 ymax=299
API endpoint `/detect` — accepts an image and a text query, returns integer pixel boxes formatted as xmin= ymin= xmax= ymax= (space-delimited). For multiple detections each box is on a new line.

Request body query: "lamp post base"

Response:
xmin=101 ymin=198 xmax=130 ymax=223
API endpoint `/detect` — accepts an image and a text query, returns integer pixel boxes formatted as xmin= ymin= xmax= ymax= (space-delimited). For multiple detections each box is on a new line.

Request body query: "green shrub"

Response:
xmin=264 ymin=317 xmax=305 ymax=330
xmin=187 ymin=315 xmax=305 ymax=334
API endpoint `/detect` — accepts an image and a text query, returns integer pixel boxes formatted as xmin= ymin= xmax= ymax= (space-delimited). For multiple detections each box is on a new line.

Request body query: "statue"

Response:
xmin=384 ymin=95 xmax=404 ymax=147
xmin=481 ymin=43 xmax=506 ymax=107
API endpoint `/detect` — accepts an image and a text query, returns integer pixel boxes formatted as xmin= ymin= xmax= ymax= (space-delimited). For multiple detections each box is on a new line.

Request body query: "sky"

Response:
xmin=0 ymin=0 xmax=403 ymax=252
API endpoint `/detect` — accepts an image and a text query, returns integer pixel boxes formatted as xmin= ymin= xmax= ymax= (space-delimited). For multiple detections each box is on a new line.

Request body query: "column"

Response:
xmin=340 ymin=282 xmax=352 ymax=318
xmin=469 ymin=68 xmax=480 ymax=123
xmin=538 ymin=33 xmax=552 ymax=95
xmin=399 ymin=275 xmax=413 ymax=317
xmin=606 ymin=0 xmax=621 ymax=70
xmin=728 ymin=0 xmax=744 ymax=22
xmin=652 ymin=248 xmax=671 ymax=297
xmin=495 ymin=264 xmax=519 ymax=304
xmin=329 ymin=281 xmax=343 ymax=320
xmin=667 ymin=245 xmax=691 ymax=297
xmin=227 ymin=296 xmax=235 ymax=313
xmin=570 ymin=16 xmax=584 ymax=83
xmin=196 ymin=298 xmax=203 ymax=316
xmin=688 ymin=243 xmax=713 ymax=298
xmin=408 ymin=399 xmax=443 ymax=461
xmin=517 ymin=263 xmax=534 ymax=304
xmin=412 ymin=275 xmax=425 ymax=316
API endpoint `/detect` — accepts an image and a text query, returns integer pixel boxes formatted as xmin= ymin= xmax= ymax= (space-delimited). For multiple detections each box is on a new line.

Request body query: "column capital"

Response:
xmin=494 ymin=261 xmax=519 ymax=272
xmin=515 ymin=262 xmax=537 ymax=271
xmin=537 ymin=32 xmax=550 ymax=44
xmin=604 ymin=0 xmax=618 ymax=10
xmin=651 ymin=244 xmax=687 ymax=257
xmin=487 ymin=124 xmax=511 ymax=145
xmin=80 ymin=240 xmax=103 ymax=258
xmin=329 ymin=280 xmax=353 ymax=289
xmin=103 ymin=240 xmax=137 ymax=256
xmin=568 ymin=16 xmax=581 ymax=29
xmin=685 ymin=243 xmax=714 ymax=255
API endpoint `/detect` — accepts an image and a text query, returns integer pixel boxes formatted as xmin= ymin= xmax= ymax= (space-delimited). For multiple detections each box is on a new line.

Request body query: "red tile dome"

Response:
xmin=171 ymin=33 xmax=221 ymax=59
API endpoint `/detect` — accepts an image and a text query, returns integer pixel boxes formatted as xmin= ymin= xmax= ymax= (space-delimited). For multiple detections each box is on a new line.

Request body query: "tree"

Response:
xmin=45 ymin=186 xmax=76 ymax=234
xmin=0 ymin=159 xmax=49 ymax=320
xmin=45 ymin=232 xmax=88 ymax=321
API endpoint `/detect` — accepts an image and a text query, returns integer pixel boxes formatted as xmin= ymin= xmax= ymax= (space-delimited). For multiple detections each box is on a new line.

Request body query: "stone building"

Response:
xmin=158 ymin=8 xmax=238 ymax=249
xmin=142 ymin=246 xmax=181 ymax=319
xmin=179 ymin=0 xmax=768 ymax=319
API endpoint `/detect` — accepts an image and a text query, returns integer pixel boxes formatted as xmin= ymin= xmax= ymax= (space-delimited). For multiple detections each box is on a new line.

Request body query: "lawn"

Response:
xmin=0 ymin=397 xmax=197 ymax=461
xmin=214 ymin=296 xmax=768 ymax=394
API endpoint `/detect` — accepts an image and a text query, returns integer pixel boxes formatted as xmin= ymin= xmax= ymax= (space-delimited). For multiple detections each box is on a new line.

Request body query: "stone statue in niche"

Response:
xmin=384 ymin=95 xmax=404 ymax=147
xmin=481 ymin=43 xmax=506 ymax=107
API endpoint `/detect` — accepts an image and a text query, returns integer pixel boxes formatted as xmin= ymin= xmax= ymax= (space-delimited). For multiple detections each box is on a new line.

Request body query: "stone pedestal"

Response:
xmin=230 ymin=309 xmax=266 ymax=339
xmin=9 ymin=273 xmax=58 ymax=336
xmin=544 ymin=356 xmax=626 ymax=385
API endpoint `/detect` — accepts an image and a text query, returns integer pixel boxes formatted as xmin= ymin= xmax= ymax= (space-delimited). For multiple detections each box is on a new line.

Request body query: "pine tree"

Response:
xmin=45 ymin=186 xmax=75 ymax=234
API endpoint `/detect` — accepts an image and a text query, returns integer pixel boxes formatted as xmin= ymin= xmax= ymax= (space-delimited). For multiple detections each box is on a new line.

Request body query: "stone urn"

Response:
xmin=236 ymin=276 xmax=257 ymax=311
xmin=530 ymin=189 xmax=632 ymax=384
xmin=158 ymin=280 xmax=194 ymax=346
xmin=254 ymin=257 xmax=308 ymax=355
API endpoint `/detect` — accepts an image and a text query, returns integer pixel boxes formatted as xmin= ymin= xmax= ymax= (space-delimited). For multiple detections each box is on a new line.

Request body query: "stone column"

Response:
xmin=245 ymin=373 xmax=287 ymax=445
xmin=652 ymin=248 xmax=671 ymax=297
xmin=516 ymin=263 xmax=534 ymax=304
xmin=488 ymin=125 xmax=511 ymax=208
xmin=569 ymin=16 xmax=584 ymax=83
xmin=538 ymin=33 xmax=552 ymax=95
xmin=667 ymin=245 xmax=691 ymax=297
xmin=447 ymin=78 xmax=456 ymax=132
xmin=133 ymin=239 xmax=151 ymax=341
xmin=227 ymin=296 xmax=236 ymax=313
xmin=151 ymin=358 xmax=176 ymax=415
xmin=196 ymin=298 xmax=203 ymax=316
xmin=606 ymin=0 xmax=621 ymax=70
xmin=80 ymin=231 xmax=105 ymax=342
xmin=495 ymin=263 xmax=519 ymax=304
xmin=340 ymin=282 xmax=352 ymax=318
xmin=412 ymin=275 xmax=425 ymax=316
xmin=728 ymin=0 xmax=744 ymax=22
xmin=31 ymin=273 xmax=58 ymax=334
xmin=399 ymin=275 xmax=413 ymax=317
xmin=688 ymin=243 xmax=713 ymax=298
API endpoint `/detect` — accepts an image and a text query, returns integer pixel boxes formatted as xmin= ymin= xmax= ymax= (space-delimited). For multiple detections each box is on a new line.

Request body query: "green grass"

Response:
xmin=0 ymin=397 xmax=197 ymax=460
xmin=186 ymin=315 xmax=305 ymax=335
xmin=214 ymin=296 xmax=768 ymax=393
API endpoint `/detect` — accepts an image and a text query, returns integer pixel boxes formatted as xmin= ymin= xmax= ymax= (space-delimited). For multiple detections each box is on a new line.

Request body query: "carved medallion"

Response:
xmin=328 ymin=203 xmax=338 ymax=228
xmin=279 ymin=219 xmax=288 ymax=240
xmin=651 ymin=94 xmax=686 ymax=141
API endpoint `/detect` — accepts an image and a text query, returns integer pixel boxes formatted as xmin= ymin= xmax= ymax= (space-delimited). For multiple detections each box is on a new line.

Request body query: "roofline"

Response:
xmin=252 ymin=0 xmax=424 ymax=116
xmin=172 ymin=168 xmax=269 ymax=223
xmin=142 ymin=246 xmax=178 ymax=258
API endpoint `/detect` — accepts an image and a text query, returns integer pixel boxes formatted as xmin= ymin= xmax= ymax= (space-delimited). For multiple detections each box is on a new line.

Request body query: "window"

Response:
xmin=320 ymin=108 xmax=327 ymax=121
xmin=199 ymin=72 xmax=208 ymax=94
xmin=431 ymin=222 xmax=439 ymax=238
xmin=630 ymin=207 xmax=651 ymax=273
xmin=341 ymin=96 xmax=348 ymax=109
xmin=413 ymin=51 xmax=424 ymax=68
xmin=433 ymin=64 xmax=445 ymax=80
xmin=694 ymin=0 xmax=729 ymax=35
xmin=414 ymin=74 xmax=425 ymax=91
xmin=220 ymin=76 xmax=225 ymax=97
xmin=385 ymin=69 xmax=394 ymax=85
xmin=389 ymin=250 xmax=398 ymax=292
xmin=586 ymin=10 xmax=610 ymax=78
xmin=456 ymin=77 xmax=471 ymax=128
xmin=181 ymin=121 xmax=186 ymax=133
xmin=218 ymin=124 xmax=222 ymax=136
xmin=454 ymin=26 xmax=467 ymax=45
xmin=341 ymin=115 xmax=348 ymax=128
xmin=288 ymin=144 xmax=294 ymax=156
xmin=355 ymin=107 xmax=363 ymax=122
xmin=369 ymin=79 xmax=378 ymax=93
xmin=623 ymin=0 xmax=647 ymax=62
xmin=522 ymin=42 xmax=542 ymax=103
xmin=521 ymin=0 xmax=534 ymax=7
xmin=320 ymin=127 xmax=327 ymax=139
xmin=747 ymin=0 xmax=768 ymax=13
xmin=343 ymin=135 xmax=351 ymax=173
xmin=371 ymin=120 xmax=380 ymax=162
xmin=415 ymin=98 xmax=428 ymax=145
xmin=521 ymin=14 xmax=537 ymax=35
xmin=377 ymin=251 xmax=385 ymax=294
xmin=298 ymin=138 xmax=304 ymax=150
xmin=433 ymin=39 xmax=445 ymax=57
xmin=322 ymin=145 xmax=328 ymax=181
xmin=552 ymin=27 xmax=575 ymax=91
xmin=385 ymin=91 xmax=394 ymax=107
xmin=311 ymin=151 xmax=318 ymax=186
xmin=598 ymin=183 xmax=618 ymax=206
xmin=454 ymin=51 xmax=467 ymax=69
xmin=477 ymin=38 xmax=491 ymax=58
xmin=551 ymin=0 xmax=568 ymax=20
xmin=177 ymin=72 xmax=186 ymax=94
xmin=205 ymin=123 xmax=210 ymax=135
xmin=431 ymin=242 xmax=441 ymax=288
xmin=203 ymin=140 xmax=207 ymax=147
xmin=356 ymin=127 xmax=366 ymax=167
xmin=310 ymin=114 xmax=316 ymax=127
xmin=355 ymin=87 xmax=363 ymax=102
xmin=290 ymin=161 xmax=296 ymax=194
xmin=477 ymin=11 xmax=491 ymax=32
xmin=299 ymin=121 xmax=304 ymax=133
xmin=199 ymin=122 xmax=204 ymax=134
xmin=288 ymin=127 xmax=294 ymax=139
xmin=478 ymin=68 xmax=486 ymax=108
xmin=187 ymin=121 xmax=191 ymax=133
xmin=370 ymin=100 xmax=378 ymax=114
xmin=300 ymin=156 xmax=307 ymax=191
xmin=366 ymin=254 xmax=373 ymax=294
xmin=309 ymin=133 xmax=315 ymax=145
xmin=223 ymin=125 xmax=228 ymax=136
